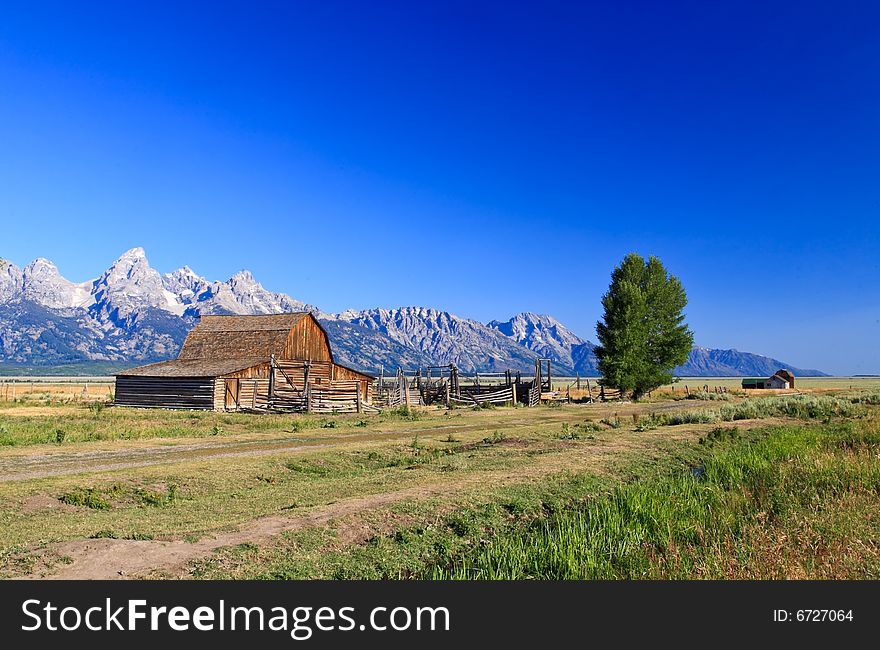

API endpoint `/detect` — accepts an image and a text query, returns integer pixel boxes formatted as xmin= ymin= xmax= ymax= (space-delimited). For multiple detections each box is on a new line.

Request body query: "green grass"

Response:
xmin=0 ymin=407 xmax=382 ymax=447
xmin=186 ymin=418 xmax=880 ymax=580
xmin=184 ymin=430 xmax=719 ymax=580
xmin=433 ymin=421 xmax=880 ymax=579
xmin=3 ymin=393 xmax=878 ymax=579
xmin=664 ymin=394 xmax=867 ymax=426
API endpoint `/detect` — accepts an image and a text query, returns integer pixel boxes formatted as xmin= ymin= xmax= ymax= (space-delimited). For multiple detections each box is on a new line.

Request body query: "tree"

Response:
xmin=595 ymin=253 xmax=693 ymax=399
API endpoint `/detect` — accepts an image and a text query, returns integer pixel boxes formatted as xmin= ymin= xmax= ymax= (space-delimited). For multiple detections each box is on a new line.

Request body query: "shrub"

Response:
xmin=666 ymin=395 xmax=864 ymax=428
xmin=482 ymin=431 xmax=507 ymax=445
xmin=557 ymin=423 xmax=581 ymax=440
xmin=87 ymin=401 xmax=107 ymax=416
xmin=687 ymin=391 xmax=732 ymax=401
xmin=60 ymin=488 xmax=110 ymax=510
xmin=136 ymin=483 xmax=179 ymax=507
xmin=634 ymin=412 xmax=669 ymax=431
xmin=666 ymin=410 xmax=719 ymax=426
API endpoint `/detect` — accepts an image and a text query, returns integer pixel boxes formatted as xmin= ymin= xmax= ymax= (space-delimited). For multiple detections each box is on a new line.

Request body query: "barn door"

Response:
xmin=225 ymin=379 xmax=240 ymax=411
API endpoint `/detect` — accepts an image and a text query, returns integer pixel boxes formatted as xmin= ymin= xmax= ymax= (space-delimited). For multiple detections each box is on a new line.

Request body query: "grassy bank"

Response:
xmin=1 ymin=393 xmax=876 ymax=579
xmin=186 ymin=419 xmax=880 ymax=580
xmin=434 ymin=420 xmax=880 ymax=579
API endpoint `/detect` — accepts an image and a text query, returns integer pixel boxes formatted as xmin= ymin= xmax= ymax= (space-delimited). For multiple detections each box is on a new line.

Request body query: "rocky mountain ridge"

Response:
xmin=0 ymin=249 xmax=827 ymax=376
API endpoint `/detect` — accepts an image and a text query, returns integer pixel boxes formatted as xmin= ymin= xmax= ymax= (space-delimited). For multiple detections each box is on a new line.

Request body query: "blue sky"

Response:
xmin=0 ymin=1 xmax=878 ymax=374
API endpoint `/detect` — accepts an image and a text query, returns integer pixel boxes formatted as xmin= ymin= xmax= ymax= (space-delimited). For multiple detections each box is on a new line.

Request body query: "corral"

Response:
xmin=114 ymin=313 xmax=374 ymax=413
xmin=374 ymin=359 xmax=556 ymax=408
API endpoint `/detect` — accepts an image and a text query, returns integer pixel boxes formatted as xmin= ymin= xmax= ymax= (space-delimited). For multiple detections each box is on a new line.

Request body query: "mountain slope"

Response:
xmin=488 ymin=312 xmax=827 ymax=377
xmin=331 ymin=307 xmax=550 ymax=372
xmin=0 ymin=250 xmax=827 ymax=376
xmin=677 ymin=346 xmax=827 ymax=377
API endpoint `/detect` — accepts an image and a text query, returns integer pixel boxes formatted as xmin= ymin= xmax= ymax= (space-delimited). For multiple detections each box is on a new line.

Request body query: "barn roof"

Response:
xmin=192 ymin=313 xmax=309 ymax=332
xmin=178 ymin=313 xmax=322 ymax=361
xmin=118 ymin=357 xmax=268 ymax=378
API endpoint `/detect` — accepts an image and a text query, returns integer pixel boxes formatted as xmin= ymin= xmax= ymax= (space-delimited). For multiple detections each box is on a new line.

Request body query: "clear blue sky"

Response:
xmin=1 ymin=1 xmax=878 ymax=374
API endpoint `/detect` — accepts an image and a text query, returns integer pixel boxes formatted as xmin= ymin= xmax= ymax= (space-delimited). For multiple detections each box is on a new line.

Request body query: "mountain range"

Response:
xmin=0 ymin=249 xmax=827 ymax=377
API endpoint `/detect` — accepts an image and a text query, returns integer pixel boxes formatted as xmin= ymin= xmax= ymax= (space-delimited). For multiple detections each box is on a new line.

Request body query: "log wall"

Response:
xmin=115 ymin=376 xmax=216 ymax=410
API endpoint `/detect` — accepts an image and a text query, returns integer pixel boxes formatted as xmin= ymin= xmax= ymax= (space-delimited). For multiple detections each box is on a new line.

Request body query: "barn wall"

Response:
xmin=115 ymin=376 xmax=216 ymax=410
xmin=238 ymin=378 xmax=271 ymax=410
xmin=333 ymin=364 xmax=373 ymax=402
xmin=222 ymin=363 xmax=271 ymax=379
xmin=274 ymin=360 xmax=333 ymax=388
xmin=213 ymin=378 xmax=226 ymax=411
xmin=285 ymin=317 xmax=333 ymax=362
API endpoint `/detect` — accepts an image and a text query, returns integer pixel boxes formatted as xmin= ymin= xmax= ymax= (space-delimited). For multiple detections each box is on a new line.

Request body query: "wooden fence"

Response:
xmin=450 ymin=385 xmax=516 ymax=406
xmin=230 ymin=361 xmax=377 ymax=414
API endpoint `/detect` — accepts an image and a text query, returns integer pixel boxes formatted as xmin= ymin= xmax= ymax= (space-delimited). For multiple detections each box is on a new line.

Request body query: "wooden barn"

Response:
xmin=115 ymin=313 xmax=374 ymax=412
xmin=741 ymin=369 xmax=795 ymax=390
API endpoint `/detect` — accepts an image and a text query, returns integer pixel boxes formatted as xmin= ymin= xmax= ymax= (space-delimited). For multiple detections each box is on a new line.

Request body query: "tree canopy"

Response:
xmin=595 ymin=254 xmax=693 ymax=398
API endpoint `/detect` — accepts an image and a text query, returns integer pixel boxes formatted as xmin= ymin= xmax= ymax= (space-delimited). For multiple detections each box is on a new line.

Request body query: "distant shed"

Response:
xmin=773 ymin=369 xmax=795 ymax=389
xmin=741 ymin=369 xmax=795 ymax=391
xmin=115 ymin=313 xmax=374 ymax=411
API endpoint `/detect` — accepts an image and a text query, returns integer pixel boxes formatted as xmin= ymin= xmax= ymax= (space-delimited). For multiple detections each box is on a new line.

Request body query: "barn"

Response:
xmin=741 ymin=369 xmax=795 ymax=390
xmin=114 ymin=313 xmax=374 ymax=412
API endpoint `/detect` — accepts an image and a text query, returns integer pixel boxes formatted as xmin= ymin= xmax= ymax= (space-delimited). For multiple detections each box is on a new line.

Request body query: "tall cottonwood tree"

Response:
xmin=595 ymin=254 xmax=693 ymax=399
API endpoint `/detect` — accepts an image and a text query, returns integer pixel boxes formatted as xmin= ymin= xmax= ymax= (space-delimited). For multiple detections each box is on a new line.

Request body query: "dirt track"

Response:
xmin=39 ymin=438 xmax=629 ymax=579
xmin=1 ymin=399 xmax=738 ymax=579
xmin=0 ymin=400 xmax=713 ymax=482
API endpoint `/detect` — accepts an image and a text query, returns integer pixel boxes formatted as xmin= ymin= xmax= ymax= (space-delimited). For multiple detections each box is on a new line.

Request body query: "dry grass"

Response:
xmin=0 ymin=389 xmax=877 ymax=580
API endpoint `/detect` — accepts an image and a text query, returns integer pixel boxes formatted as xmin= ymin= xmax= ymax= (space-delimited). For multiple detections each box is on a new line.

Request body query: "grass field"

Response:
xmin=0 ymin=384 xmax=877 ymax=580
xmin=663 ymin=376 xmax=880 ymax=391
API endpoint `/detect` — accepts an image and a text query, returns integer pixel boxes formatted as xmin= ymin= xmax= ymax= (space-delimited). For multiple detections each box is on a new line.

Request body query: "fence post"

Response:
xmin=511 ymin=382 xmax=517 ymax=406
xmin=356 ymin=384 xmax=362 ymax=413
xmin=268 ymin=354 xmax=276 ymax=408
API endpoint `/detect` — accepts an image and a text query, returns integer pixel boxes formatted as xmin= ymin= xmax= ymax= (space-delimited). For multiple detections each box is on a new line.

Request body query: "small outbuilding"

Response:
xmin=115 ymin=313 xmax=374 ymax=412
xmin=741 ymin=369 xmax=795 ymax=390
xmin=773 ymin=369 xmax=795 ymax=389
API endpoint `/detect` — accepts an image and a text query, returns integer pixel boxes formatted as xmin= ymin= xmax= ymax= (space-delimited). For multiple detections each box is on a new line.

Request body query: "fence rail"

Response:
xmin=449 ymin=385 xmax=515 ymax=406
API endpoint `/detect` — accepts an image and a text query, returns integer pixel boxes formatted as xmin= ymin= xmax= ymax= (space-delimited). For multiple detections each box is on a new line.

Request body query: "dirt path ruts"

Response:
xmin=41 ymin=443 xmax=625 ymax=580
xmin=29 ymin=414 xmax=773 ymax=580
xmin=0 ymin=422 xmax=494 ymax=482
xmin=44 ymin=485 xmax=446 ymax=579
xmin=0 ymin=402 xmax=716 ymax=482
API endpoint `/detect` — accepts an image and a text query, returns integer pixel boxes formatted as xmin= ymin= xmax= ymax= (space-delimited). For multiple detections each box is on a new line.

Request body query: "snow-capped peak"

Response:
xmin=90 ymin=248 xmax=182 ymax=320
xmin=0 ymin=258 xmax=24 ymax=302
xmin=162 ymin=266 xmax=210 ymax=301
xmin=18 ymin=257 xmax=93 ymax=309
